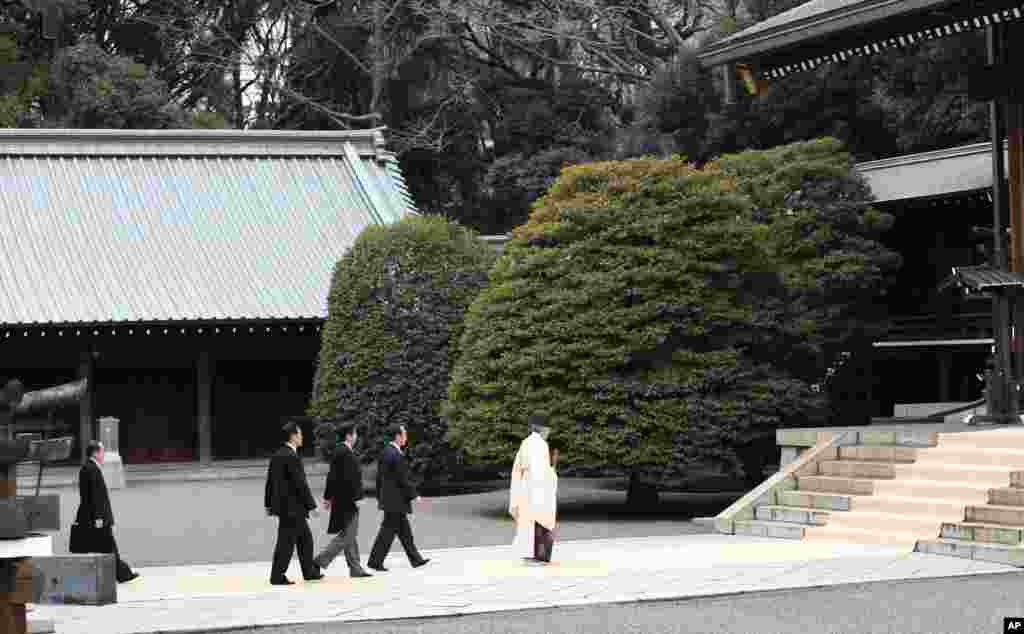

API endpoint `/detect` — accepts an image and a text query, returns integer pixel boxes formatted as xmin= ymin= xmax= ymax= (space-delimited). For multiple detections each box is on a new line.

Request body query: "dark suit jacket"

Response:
xmin=75 ymin=460 xmax=114 ymax=527
xmin=264 ymin=445 xmax=317 ymax=520
xmin=324 ymin=444 xmax=364 ymax=534
xmin=376 ymin=444 xmax=417 ymax=514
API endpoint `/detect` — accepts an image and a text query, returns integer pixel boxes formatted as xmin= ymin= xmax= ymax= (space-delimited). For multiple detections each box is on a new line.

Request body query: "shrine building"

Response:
xmin=0 ymin=128 xmax=416 ymax=464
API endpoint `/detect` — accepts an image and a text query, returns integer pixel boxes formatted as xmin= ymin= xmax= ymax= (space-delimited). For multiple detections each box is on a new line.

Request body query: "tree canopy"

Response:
xmin=309 ymin=214 xmax=496 ymax=480
xmin=1 ymin=0 xmax=989 ymax=235
xmin=444 ymin=138 xmax=899 ymax=482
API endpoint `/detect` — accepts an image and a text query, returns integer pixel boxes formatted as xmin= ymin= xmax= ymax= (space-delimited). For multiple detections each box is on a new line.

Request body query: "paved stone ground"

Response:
xmin=29 ymin=534 xmax=1018 ymax=634
xmin=42 ymin=477 xmax=737 ymax=566
xmin=217 ymin=572 xmax=1024 ymax=634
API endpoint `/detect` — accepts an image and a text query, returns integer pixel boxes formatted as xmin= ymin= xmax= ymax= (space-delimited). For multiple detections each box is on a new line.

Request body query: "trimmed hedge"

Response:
xmin=444 ymin=138 xmax=898 ymax=482
xmin=309 ymin=214 xmax=497 ymax=480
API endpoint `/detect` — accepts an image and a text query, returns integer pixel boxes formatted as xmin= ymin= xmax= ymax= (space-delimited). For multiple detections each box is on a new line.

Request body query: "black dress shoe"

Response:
xmin=118 ymin=572 xmax=140 ymax=583
xmin=411 ymin=558 xmax=431 ymax=568
xmin=304 ymin=572 xmax=325 ymax=581
xmin=351 ymin=570 xmax=373 ymax=578
xmin=367 ymin=563 xmax=388 ymax=572
xmin=270 ymin=577 xmax=295 ymax=586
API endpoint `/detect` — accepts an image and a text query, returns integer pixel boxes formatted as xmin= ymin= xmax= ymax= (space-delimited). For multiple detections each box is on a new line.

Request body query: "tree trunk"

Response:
xmin=626 ymin=472 xmax=660 ymax=508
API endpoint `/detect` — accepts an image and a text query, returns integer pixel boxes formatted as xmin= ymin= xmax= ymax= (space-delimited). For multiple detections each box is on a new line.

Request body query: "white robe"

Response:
xmin=509 ymin=432 xmax=558 ymax=557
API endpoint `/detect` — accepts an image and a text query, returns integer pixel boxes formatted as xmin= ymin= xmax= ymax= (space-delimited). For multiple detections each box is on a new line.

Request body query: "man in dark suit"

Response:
xmin=367 ymin=424 xmax=430 ymax=572
xmin=70 ymin=440 xmax=139 ymax=583
xmin=312 ymin=422 xmax=372 ymax=577
xmin=265 ymin=421 xmax=324 ymax=585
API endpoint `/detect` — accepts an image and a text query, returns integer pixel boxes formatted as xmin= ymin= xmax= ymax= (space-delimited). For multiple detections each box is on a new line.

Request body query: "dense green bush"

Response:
xmin=483 ymin=146 xmax=593 ymax=232
xmin=444 ymin=138 xmax=898 ymax=485
xmin=309 ymin=214 xmax=497 ymax=480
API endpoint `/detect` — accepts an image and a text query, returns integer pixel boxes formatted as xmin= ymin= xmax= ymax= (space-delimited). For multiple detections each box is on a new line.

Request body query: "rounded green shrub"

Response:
xmin=309 ymin=214 xmax=497 ymax=480
xmin=444 ymin=138 xmax=898 ymax=483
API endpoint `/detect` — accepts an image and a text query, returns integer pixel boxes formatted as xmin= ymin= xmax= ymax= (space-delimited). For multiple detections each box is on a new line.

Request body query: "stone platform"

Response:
xmin=27 ymin=534 xmax=1020 ymax=634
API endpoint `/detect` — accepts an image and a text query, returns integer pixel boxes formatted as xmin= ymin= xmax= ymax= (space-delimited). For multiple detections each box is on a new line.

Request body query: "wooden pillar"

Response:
xmin=1007 ymin=21 xmax=1024 ymax=274
xmin=1 ymin=463 xmax=27 ymax=634
xmin=78 ymin=353 xmax=94 ymax=463
xmin=938 ymin=351 xmax=952 ymax=403
xmin=197 ymin=352 xmax=213 ymax=464
xmin=1006 ymin=23 xmax=1024 ymax=413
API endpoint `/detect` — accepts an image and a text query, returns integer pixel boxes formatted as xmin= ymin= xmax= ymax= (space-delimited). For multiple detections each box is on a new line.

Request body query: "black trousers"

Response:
xmin=534 ymin=522 xmax=554 ymax=563
xmin=69 ymin=523 xmax=135 ymax=582
xmin=368 ymin=512 xmax=423 ymax=566
xmin=271 ymin=516 xmax=318 ymax=581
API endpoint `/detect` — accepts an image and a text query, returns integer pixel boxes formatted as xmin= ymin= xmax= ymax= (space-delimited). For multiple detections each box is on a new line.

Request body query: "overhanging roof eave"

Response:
xmin=698 ymin=0 xmax=954 ymax=67
xmin=698 ymin=0 xmax=1024 ymax=74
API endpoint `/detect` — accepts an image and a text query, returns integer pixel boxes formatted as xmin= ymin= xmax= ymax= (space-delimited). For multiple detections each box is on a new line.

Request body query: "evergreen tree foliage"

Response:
xmin=309 ymin=214 xmax=497 ymax=480
xmin=444 ymin=139 xmax=899 ymax=482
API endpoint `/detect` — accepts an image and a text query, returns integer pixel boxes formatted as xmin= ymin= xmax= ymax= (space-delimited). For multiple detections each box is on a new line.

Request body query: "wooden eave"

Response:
xmin=698 ymin=0 xmax=1024 ymax=80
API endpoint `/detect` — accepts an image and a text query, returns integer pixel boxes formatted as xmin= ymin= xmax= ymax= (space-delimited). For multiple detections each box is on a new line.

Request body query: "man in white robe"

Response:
xmin=509 ymin=416 xmax=558 ymax=563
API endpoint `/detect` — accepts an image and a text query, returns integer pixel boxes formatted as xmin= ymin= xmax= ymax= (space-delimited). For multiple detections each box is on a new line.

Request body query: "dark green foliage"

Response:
xmin=48 ymin=42 xmax=185 ymax=128
xmin=445 ymin=139 xmax=899 ymax=482
xmin=309 ymin=215 xmax=497 ymax=481
xmin=709 ymin=138 xmax=901 ymax=427
xmin=483 ymin=146 xmax=594 ymax=232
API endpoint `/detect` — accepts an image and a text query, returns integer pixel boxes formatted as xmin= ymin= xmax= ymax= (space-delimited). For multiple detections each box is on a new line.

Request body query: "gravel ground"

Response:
xmin=48 ymin=477 xmax=738 ymax=566
xmin=206 ymin=572 xmax=1024 ymax=634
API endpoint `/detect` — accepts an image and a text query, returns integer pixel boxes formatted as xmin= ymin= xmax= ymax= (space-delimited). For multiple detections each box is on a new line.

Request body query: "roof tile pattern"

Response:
xmin=0 ymin=130 xmax=416 ymax=325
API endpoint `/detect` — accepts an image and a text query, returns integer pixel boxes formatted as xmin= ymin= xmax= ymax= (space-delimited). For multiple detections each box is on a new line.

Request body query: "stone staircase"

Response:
xmin=732 ymin=427 xmax=1024 ymax=564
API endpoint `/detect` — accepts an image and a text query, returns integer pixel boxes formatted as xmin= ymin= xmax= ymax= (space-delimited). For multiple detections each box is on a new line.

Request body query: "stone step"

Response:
xmin=854 ymin=430 xmax=938 ymax=447
xmin=838 ymin=445 xmax=917 ymax=463
xmin=803 ymin=524 xmax=920 ymax=547
xmin=819 ymin=510 xmax=944 ymax=536
xmin=989 ymin=488 xmax=1024 ymax=506
xmin=917 ymin=447 xmax=1024 ymax=469
xmin=797 ymin=475 xmax=873 ymax=495
xmin=940 ymin=522 xmax=1024 ymax=545
xmin=891 ymin=461 xmax=1013 ymax=485
xmin=852 ymin=494 xmax=973 ymax=518
xmin=733 ymin=519 xmax=806 ymax=539
xmin=915 ymin=538 xmax=1024 ymax=566
xmin=965 ymin=505 xmax=1024 ymax=525
xmin=754 ymin=505 xmax=830 ymax=526
xmin=777 ymin=490 xmax=852 ymax=511
xmin=934 ymin=429 xmax=1024 ymax=450
xmin=872 ymin=478 xmax=993 ymax=501
xmin=1012 ymin=471 xmax=1024 ymax=488
xmin=818 ymin=460 xmax=896 ymax=479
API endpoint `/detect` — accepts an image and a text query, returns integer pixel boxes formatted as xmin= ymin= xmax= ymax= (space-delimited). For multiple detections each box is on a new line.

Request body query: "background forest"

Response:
xmin=0 ymin=0 xmax=987 ymax=233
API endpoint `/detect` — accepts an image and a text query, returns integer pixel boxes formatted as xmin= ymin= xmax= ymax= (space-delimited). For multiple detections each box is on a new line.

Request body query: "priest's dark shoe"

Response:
xmin=351 ymin=570 xmax=373 ymax=578
xmin=270 ymin=577 xmax=295 ymax=586
xmin=412 ymin=558 xmax=431 ymax=569
xmin=304 ymin=572 xmax=325 ymax=581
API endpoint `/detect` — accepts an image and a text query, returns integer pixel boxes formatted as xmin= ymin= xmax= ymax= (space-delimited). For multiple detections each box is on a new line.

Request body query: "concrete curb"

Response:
xmin=106 ymin=567 xmax=1024 ymax=634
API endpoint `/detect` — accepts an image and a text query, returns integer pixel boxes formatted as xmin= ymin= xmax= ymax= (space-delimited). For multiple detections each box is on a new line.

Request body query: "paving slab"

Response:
xmin=27 ymin=533 xmax=1020 ymax=634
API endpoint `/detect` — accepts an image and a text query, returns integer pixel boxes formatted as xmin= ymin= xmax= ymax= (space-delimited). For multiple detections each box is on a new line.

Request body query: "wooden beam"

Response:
xmin=1008 ymin=100 xmax=1024 ymax=274
xmin=197 ymin=352 xmax=213 ymax=464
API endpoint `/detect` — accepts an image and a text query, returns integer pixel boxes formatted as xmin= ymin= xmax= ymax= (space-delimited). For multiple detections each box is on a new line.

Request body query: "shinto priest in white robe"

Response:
xmin=509 ymin=431 xmax=558 ymax=557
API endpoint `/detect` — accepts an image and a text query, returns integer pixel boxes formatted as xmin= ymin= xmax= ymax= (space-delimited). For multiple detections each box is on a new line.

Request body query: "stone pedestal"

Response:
xmin=32 ymin=554 xmax=116 ymax=606
xmin=98 ymin=418 xmax=125 ymax=490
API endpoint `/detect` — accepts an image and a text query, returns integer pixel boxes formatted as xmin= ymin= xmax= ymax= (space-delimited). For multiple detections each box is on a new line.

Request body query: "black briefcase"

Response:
xmin=69 ymin=522 xmax=111 ymax=554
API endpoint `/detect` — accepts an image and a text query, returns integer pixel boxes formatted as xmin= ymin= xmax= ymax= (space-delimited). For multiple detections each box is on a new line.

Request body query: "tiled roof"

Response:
xmin=951 ymin=265 xmax=1024 ymax=292
xmin=0 ymin=129 xmax=417 ymax=326
xmin=698 ymin=0 xmax=1024 ymax=79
